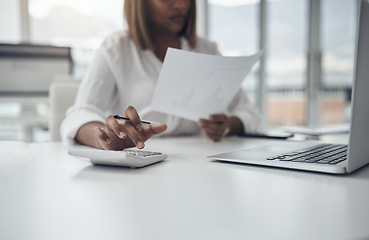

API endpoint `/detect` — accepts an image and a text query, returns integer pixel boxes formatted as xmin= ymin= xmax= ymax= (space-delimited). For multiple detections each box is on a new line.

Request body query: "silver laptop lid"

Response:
xmin=347 ymin=0 xmax=369 ymax=173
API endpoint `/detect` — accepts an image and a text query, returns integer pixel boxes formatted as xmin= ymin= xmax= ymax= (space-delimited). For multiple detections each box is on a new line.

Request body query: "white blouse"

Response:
xmin=61 ymin=31 xmax=260 ymax=145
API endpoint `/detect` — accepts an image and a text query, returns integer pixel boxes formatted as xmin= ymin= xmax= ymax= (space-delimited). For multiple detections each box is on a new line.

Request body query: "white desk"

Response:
xmin=1 ymin=136 xmax=369 ymax=240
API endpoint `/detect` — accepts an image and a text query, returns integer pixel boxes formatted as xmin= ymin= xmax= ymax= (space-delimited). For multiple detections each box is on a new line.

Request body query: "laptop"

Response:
xmin=208 ymin=0 xmax=369 ymax=174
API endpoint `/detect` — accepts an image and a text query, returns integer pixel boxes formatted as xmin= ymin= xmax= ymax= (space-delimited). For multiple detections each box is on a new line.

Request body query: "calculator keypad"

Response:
xmin=124 ymin=150 xmax=163 ymax=158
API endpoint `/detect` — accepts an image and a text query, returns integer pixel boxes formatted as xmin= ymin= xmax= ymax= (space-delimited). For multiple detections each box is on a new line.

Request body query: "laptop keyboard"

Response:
xmin=266 ymin=144 xmax=348 ymax=165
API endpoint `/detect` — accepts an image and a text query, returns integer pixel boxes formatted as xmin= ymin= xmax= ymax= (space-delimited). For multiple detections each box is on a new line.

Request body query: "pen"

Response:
xmin=113 ymin=114 xmax=152 ymax=125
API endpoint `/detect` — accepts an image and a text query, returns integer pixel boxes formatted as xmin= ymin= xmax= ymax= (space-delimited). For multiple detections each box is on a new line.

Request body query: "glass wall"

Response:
xmin=266 ymin=0 xmax=307 ymax=128
xmin=28 ymin=0 xmax=125 ymax=75
xmin=209 ymin=0 xmax=357 ymax=129
xmin=208 ymin=0 xmax=259 ymax=104
xmin=0 ymin=0 xmax=21 ymax=43
xmin=320 ymin=0 xmax=356 ymax=125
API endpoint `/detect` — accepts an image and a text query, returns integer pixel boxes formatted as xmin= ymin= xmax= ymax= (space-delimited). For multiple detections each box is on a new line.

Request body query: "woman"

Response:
xmin=61 ymin=0 xmax=260 ymax=150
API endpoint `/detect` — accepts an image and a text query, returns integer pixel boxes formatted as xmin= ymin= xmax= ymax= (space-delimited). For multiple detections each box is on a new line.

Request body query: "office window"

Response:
xmin=320 ymin=0 xmax=356 ymax=125
xmin=267 ymin=0 xmax=307 ymax=128
xmin=28 ymin=0 xmax=125 ymax=74
xmin=0 ymin=0 xmax=21 ymax=43
xmin=209 ymin=0 xmax=308 ymax=128
xmin=208 ymin=0 xmax=259 ymax=103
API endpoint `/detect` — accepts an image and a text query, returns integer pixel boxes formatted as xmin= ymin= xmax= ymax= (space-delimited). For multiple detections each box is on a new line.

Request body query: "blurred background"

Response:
xmin=0 ymin=0 xmax=357 ymax=142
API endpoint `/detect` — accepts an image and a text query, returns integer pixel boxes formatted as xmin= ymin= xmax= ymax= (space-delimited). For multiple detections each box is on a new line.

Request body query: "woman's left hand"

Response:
xmin=198 ymin=114 xmax=230 ymax=142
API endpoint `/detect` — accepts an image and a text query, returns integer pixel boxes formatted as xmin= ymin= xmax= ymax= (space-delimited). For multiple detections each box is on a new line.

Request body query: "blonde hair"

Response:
xmin=124 ymin=0 xmax=197 ymax=50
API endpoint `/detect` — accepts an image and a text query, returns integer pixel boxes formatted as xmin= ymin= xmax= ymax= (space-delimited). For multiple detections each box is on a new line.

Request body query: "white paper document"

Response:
xmin=151 ymin=48 xmax=263 ymax=121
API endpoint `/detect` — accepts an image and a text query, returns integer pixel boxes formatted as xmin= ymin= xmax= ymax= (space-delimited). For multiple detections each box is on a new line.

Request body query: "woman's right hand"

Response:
xmin=93 ymin=106 xmax=167 ymax=151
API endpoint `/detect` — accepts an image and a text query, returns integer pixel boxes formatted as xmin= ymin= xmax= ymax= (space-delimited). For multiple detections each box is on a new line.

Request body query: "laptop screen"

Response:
xmin=347 ymin=0 xmax=369 ymax=172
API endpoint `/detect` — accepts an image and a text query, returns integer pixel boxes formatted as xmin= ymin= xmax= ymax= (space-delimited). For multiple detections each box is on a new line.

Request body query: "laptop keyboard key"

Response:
xmin=266 ymin=144 xmax=348 ymax=165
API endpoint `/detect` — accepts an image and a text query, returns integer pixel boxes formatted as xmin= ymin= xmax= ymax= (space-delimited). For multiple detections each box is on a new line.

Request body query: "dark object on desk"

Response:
xmin=239 ymin=132 xmax=294 ymax=140
xmin=281 ymin=124 xmax=350 ymax=137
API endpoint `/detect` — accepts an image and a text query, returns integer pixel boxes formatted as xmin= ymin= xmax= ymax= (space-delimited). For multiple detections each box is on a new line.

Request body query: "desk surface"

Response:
xmin=1 ymin=136 xmax=369 ymax=240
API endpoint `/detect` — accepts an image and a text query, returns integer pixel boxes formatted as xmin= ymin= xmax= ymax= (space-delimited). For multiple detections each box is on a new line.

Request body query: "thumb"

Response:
xmin=142 ymin=123 xmax=168 ymax=140
xmin=151 ymin=123 xmax=168 ymax=135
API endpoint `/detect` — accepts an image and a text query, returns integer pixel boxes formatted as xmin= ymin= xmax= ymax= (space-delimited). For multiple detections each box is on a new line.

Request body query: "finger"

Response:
xmin=199 ymin=119 xmax=226 ymax=132
xmin=118 ymin=120 xmax=145 ymax=149
xmin=95 ymin=127 xmax=131 ymax=150
xmin=209 ymin=114 xmax=227 ymax=123
xmin=206 ymin=129 xmax=223 ymax=141
xmin=198 ymin=118 xmax=214 ymax=127
xmin=94 ymin=126 xmax=110 ymax=143
xmin=203 ymin=127 xmax=224 ymax=137
xmin=142 ymin=124 xmax=168 ymax=140
xmin=106 ymin=115 xmax=127 ymax=139
xmin=204 ymin=123 xmax=226 ymax=132
xmin=205 ymin=131 xmax=222 ymax=142
xmin=93 ymin=127 xmax=111 ymax=149
xmin=125 ymin=106 xmax=143 ymax=131
xmin=199 ymin=118 xmax=225 ymax=127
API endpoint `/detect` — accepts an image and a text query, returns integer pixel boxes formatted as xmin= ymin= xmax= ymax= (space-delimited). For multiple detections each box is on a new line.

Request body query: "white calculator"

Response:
xmin=68 ymin=148 xmax=167 ymax=168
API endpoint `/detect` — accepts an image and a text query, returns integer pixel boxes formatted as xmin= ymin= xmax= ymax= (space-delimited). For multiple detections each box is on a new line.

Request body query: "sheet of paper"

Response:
xmin=151 ymin=48 xmax=263 ymax=121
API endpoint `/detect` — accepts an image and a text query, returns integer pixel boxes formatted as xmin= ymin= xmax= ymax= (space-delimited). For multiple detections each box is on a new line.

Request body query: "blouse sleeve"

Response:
xmin=60 ymin=46 xmax=118 ymax=145
xmin=225 ymin=89 xmax=261 ymax=133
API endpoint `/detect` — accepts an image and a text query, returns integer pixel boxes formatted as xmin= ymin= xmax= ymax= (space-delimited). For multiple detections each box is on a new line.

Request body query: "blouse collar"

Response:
xmin=144 ymin=36 xmax=190 ymax=66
